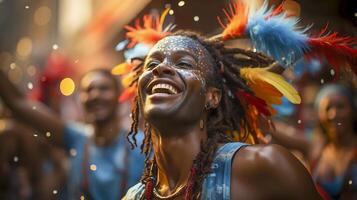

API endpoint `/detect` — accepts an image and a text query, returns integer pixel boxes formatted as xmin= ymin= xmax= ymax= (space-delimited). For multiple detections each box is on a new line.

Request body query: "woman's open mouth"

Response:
xmin=147 ymin=79 xmax=183 ymax=97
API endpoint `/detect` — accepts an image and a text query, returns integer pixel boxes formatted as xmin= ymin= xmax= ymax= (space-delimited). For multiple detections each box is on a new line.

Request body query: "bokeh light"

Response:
xmin=34 ymin=6 xmax=52 ymax=26
xmin=16 ymin=37 xmax=32 ymax=58
xmin=59 ymin=77 xmax=75 ymax=96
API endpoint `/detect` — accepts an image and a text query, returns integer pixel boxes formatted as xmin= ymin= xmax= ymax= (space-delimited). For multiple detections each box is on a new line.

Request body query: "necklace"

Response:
xmin=152 ymin=185 xmax=187 ymax=200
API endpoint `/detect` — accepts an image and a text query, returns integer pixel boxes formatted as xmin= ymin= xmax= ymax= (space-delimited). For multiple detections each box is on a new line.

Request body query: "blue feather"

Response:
xmin=246 ymin=1 xmax=309 ymax=67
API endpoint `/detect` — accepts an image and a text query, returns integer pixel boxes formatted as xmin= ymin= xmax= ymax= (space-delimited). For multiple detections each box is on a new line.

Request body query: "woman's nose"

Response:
xmin=152 ymin=64 xmax=175 ymax=77
xmin=327 ymin=107 xmax=337 ymax=120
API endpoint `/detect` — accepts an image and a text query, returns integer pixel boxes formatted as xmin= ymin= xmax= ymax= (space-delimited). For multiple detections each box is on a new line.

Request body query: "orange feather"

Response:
xmin=125 ymin=8 xmax=172 ymax=48
xmin=217 ymin=1 xmax=249 ymax=40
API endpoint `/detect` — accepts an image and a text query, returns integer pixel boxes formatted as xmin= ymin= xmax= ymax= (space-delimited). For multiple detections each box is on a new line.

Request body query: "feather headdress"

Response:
xmin=125 ymin=8 xmax=175 ymax=48
xmin=113 ymin=3 xmax=356 ymax=144
xmin=216 ymin=0 xmax=357 ymax=73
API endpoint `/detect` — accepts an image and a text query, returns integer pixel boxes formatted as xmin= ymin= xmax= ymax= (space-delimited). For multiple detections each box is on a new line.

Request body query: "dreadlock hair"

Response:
xmin=126 ymin=30 xmax=276 ymax=199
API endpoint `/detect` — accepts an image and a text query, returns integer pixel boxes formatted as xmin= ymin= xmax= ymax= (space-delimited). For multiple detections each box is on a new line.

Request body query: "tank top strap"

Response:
xmin=201 ymin=142 xmax=248 ymax=200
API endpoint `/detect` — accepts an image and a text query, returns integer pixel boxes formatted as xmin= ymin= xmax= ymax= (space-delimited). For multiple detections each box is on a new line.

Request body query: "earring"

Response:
xmin=200 ymin=119 xmax=204 ymax=130
xmin=205 ymin=103 xmax=211 ymax=110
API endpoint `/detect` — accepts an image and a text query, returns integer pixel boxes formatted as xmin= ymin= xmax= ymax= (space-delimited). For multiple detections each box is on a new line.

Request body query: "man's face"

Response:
xmin=80 ymin=72 xmax=118 ymax=124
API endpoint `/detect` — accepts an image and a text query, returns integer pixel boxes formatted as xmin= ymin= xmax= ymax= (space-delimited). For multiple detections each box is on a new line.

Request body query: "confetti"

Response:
xmin=330 ymin=69 xmax=335 ymax=76
xmin=46 ymin=131 xmax=51 ymax=137
xmin=10 ymin=63 xmax=16 ymax=69
xmin=70 ymin=148 xmax=77 ymax=157
xmin=27 ymin=82 xmax=33 ymax=90
xmin=52 ymin=44 xmax=58 ymax=50
xmin=90 ymin=164 xmax=97 ymax=171
xmin=178 ymin=1 xmax=185 ymax=7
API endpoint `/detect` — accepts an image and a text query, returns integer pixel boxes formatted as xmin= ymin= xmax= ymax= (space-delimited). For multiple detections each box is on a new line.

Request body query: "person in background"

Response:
xmin=0 ymin=68 xmax=145 ymax=200
xmin=272 ymin=84 xmax=357 ymax=199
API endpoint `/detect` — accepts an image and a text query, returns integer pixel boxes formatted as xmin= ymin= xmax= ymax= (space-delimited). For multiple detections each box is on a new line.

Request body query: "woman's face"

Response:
xmin=138 ymin=36 xmax=215 ymax=127
xmin=318 ymin=92 xmax=353 ymax=139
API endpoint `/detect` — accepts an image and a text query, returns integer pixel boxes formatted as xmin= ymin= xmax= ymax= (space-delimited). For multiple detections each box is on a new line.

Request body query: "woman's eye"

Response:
xmin=177 ymin=62 xmax=192 ymax=68
xmin=146 ymin=61 xmax=159 ymax=69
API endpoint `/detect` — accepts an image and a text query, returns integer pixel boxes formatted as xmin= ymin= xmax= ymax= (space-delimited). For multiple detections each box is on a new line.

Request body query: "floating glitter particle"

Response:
xmin=10 ymin=63 xmax=16 ymax=69
xmin=52 ymin=44 xmax=58 ymax=50
xmin=320 ymin=79 xmax=324 ymax=84
xmin=297 ymin=120 xmax=301 ymax=124
xmin=53 ymin=190 xmax=58 ymax=194
xmin=32 ymin=106 xmax=36 ymax=110
xmin=46 ymin=131 xmax=51 ymax=137
xmin=349 ymin=180 xmax=353 ymax=185
xmin=70 ymin=149 xmax=77 ymax=157
xmin=80 ymin=195 xmax=85 ymax=200
xmin=193 ymin=16 xmax=199 ymax=21
xmin=169 ymin=9 xmax=174 ymax=15
xmin=33 ymin=133 xmax=38 ymax=137
xmin=14 ymin=156 xmax=19 ymax=162
xmin=25 ymin=5 xmax=29 ymax=9
xmin=337 ymin=122 xmax=341 ymax=126
xmin=27 ymin=82 xmax=33 ymax=90
xmin=178 ymin=1 xmax=185 ymax=7
xmin=90 ymin=164 xmax=97 ymax=171
xmin=330 ymin=69 xmax=335 ymax=76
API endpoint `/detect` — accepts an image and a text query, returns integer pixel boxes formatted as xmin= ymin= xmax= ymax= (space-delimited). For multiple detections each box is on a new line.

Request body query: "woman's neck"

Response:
xmin=93 ymin=116 xmax=120 ymax=146
xmin=152 ymin=125 xmax=206 ymax=196
xmin=331 ymin=127 xmax=356 ymax=148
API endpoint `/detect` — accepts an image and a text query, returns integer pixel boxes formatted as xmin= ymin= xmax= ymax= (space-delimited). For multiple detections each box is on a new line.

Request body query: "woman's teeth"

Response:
xmin=152 ymin=83 xmax=178 ymax=94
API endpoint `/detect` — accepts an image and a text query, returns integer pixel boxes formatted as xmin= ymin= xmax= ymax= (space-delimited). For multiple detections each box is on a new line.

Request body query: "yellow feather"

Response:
xmin=111 ymin=63 xmax=132 ymax=75
xmin=121 ymin=73 xmax=135 ymax=88
xmin=240 ymin=68 xmax=301 ymax=104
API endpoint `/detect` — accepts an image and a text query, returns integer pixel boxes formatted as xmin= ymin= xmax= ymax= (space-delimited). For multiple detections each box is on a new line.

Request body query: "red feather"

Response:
xmin=265 ymin=2 xmax=284 ymax=19
xmin=306 ymin=27 xmax=357 ymax=75
xmin=237 ymin=90 xmax=271 ymax=116
xmin=118 ymin=86 xmax=136 ymax=103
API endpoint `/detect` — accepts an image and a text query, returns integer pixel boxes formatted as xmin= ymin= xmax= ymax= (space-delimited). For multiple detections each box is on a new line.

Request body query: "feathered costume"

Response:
xmin=113 ymin=0 xmax=356 ymax=143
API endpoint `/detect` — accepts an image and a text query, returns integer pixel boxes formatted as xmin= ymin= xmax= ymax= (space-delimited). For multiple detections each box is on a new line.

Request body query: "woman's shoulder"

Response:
xmin=231 ymin=144 xmax=321 ymax=199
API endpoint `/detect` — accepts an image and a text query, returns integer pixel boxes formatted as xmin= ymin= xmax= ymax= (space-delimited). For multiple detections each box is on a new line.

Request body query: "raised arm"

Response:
xmin=0 ymin=71 xmax=65 ymax=146
xmin=269 ymin=120 xmax=312 ymax=158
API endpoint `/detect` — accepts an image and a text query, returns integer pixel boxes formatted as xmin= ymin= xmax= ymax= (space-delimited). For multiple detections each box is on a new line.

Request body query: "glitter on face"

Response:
xmin=146 ymin=36 xmax=214 ymax=88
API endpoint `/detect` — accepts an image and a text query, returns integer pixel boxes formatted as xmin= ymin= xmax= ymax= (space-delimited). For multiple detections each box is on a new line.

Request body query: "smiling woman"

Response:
xmin=120 ymin=31 xmax=322 ymax=200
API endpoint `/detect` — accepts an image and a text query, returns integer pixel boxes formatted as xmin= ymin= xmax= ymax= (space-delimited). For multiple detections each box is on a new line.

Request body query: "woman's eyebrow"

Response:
xmin=172 ymin=50 xmax=198 ymax=62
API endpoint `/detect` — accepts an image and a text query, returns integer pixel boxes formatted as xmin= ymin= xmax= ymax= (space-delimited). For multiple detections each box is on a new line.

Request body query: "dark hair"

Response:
xmin=127 ymin=31 xmax=275 ymax=199
xmin=82 ymin=68 xmax=121 ymax=94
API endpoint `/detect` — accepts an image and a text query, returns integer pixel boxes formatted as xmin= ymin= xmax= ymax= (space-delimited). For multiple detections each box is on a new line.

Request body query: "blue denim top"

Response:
xmin=122 ymin=142 xmax=247 ymax=200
